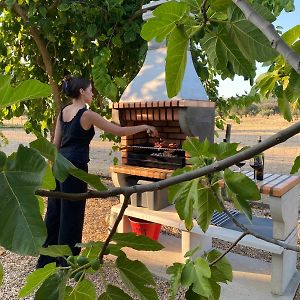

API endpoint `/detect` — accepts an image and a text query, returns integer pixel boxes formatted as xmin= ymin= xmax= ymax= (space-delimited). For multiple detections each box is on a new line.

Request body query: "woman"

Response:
xmin=37 ymin=75 xmax=158 ymax=268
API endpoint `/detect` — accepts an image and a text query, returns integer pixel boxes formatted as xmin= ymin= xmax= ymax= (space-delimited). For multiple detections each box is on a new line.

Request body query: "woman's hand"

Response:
xmin=145 ymin=125 xmax=158 ymax=137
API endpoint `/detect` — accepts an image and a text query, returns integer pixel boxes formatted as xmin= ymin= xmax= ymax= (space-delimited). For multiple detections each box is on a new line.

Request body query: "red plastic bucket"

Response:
xmin=128 ymin=217 xmax=162 ymax=241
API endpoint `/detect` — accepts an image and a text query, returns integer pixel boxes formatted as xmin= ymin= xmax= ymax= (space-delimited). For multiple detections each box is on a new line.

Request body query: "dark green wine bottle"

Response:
xmin=255 ymin=136 xmax=264 ymax=180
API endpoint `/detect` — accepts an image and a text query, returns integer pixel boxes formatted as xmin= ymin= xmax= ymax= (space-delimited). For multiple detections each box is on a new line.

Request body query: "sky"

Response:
xmin=217 ymin=6 xmax=299 ymax=98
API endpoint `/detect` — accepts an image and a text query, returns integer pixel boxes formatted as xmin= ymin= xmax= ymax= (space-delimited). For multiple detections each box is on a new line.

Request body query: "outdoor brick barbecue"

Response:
xmin=111 ymin=100 xmax=215 ymax=178
xmin=110 ymin=3 xmax=215 ymax=209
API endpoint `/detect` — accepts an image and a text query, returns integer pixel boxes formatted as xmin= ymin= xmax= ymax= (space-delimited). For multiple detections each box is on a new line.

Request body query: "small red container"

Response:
xmin=128 ymin=217 xmax=162 ymax=241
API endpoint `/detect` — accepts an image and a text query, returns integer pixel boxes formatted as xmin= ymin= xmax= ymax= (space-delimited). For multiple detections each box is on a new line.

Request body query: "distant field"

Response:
xmin=1 ymin=115 xmax=299 ymax=175
xmin=216 ymin=115 xmax=300 ymax=174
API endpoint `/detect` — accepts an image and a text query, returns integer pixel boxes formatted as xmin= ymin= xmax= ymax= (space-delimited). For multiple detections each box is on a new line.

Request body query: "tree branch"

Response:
xmin=214 ymin=190 xmax=300 ymax=253
xmin=36 ymin=120 xmax=300 ymax=200
xmin=232 ymin=0 xmax=300 ymax=74
xmin=12 ymin=3 xmax=62 ymax=138
xmin=98 ymin=194 xmax=131 ymax=262
xmin=209 ymin=232 xmax=249 ymax=266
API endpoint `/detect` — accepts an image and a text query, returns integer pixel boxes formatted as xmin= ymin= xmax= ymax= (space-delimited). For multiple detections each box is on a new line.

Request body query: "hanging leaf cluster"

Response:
xmin=255 ymin=25 xmax=300 ymax=121
xmin=167 ymin=249 xmax=232 ymax=299
xmin=141 ymin=1 xmax=278 ymax=97
xmin=169 ymin=138 xmax=261 ymax=232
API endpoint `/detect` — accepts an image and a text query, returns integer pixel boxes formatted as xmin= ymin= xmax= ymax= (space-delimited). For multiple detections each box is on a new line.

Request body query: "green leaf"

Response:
xmin=183 ymin=137 xmax=204 ymax=158
xmin=111 ymin=233 xmax=163 ymax=251
xmin=227 ymin=5 xmax=278 ymax=62
xmin=210 ymin=0 xmax=231 ymax=11
xmin=92 ymin=51 xmax=119 ymax=102
xmin=141 ymin=2 xmax=189 ymax=42
xmin=40 ymin=163 xmax=56 ymax=190
xmin=36 ymin=196 xmax=45 ymax=215
xmin=65 ymin=279 xmax=96 ymax=300
xmin=0 ymin=261 xmax=3 ymax=288
xmin=166 ymin=26 xmax=189 ymax=98
xmin=184 ymin=245 xmax=202 ymax=258
xmin=98 ymin=285 xmax=133 ymax=300
xmin=291 ymin=155 xmax=300 ymax=174
xmin=234 ymin=195 xmax=253 ymax=220
xmin=114 ymin=77 xmax=127 ymax=88
xmin=35 ymin=272 xmax=67 ymax=300
xmin=5 ymin=0 xmax=16 ymax=7
xmin=0 ymin=75 xmax=51 ymax=109
xmin=194 ymin=188 xmax=218 ymax=232
xmin=39 ymin=245 xmax=72 ymax=258
xmin=116 ymin=255 xmax=158 ymax=300
xmin=166 ymin=263 xmax=184 ymax=300
xmin=39 ymin=6 xmax=47 ymax=18
xmin=169 ymin=178 xmax=199 ymax=230
xmin=19 ymin=263 xmax=57 ymax=298
xmin=0 ymin=151 xmax=7 ymax=170
xmin=78 ymin=241 xmax=104 ymax=259
xmin=182 ymin=258 xmax=213 ymax=298
xmin=181 ymin=260 xmax=195 ymax=288
xmin=277 ymin=88 xmax=292 ymax=121
xmin=30 ymin=138 xmax=57 ymax=161
xmin=255 ymin=71 xmax=279 ymax=98
xmin=201 ymin=25 xmax=254 ymax=78
xmin=87 ymin=24 xmax=97 ymax=38
xmin=181 ymin=0 xmax=202 ymax=13
xmin=194 ymin=257 xmax=211 ymax=278
xmin=207 ymin=249 xmax=233 ymax=282
xmin=69 ymin=167 xmax=107 ymax=191
xmin=58 ymin=3 xmax=70 ymax=11
xmin=30 ymin=138 xmax=107 ymax=191
xmin=282 ymin=25 xmax=300 ymax=45
xmin=210 ymin=142 xmax=239 ymax=160
xmin=224 ymin=169 xmax=261 ymax=200
xmin=0 ymin=145 xmax=47 ymax=255
xmin=251 ymin=3 xmax=276 ymax=22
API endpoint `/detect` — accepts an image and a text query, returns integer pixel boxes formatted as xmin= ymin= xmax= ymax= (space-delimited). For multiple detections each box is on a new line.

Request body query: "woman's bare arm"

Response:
xmin=82 ymin=110 xmax=158 ymax=137
xmin=53 ymin=114 xmax=63 ymax=149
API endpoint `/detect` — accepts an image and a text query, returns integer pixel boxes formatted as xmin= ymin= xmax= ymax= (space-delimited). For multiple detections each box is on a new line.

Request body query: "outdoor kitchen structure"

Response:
xmin=110 ymin=7 xmax=215 ymax=207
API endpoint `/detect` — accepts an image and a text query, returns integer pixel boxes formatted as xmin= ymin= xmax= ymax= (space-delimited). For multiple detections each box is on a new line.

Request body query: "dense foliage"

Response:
xmin=0 ymin=0 xmax=148 ymax=137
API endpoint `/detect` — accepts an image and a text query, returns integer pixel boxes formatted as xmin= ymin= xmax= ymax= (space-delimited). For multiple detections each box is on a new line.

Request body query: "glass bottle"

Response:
xmin=255 ymin=136 xmax=264 ymax=180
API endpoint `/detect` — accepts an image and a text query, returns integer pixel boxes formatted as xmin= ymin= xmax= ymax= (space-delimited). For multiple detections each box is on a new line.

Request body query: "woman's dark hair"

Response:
xmin=62 ymin=75 xmax=91 ymax=98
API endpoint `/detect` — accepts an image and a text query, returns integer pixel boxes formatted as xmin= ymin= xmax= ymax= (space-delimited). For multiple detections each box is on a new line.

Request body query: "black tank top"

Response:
xmin=59 ymin=106 xmax=95 ymax=165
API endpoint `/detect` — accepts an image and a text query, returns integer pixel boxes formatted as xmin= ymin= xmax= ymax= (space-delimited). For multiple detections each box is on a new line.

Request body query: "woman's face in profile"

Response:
xmin=82 ymin=84 xmax=93 ymax=104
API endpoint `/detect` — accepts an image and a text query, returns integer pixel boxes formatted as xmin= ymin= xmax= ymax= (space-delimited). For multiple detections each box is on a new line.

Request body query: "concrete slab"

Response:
xmin=123 ymin=233 xmax=300 ymax=300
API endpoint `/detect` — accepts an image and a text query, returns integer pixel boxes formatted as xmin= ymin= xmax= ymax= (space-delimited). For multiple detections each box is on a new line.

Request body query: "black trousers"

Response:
xmin=36 ymin=164 xmax=87 ymax=268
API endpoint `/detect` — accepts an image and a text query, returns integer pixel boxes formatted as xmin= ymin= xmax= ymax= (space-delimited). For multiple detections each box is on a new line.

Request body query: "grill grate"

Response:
xmin=126 ymin=145 xmax=185 ymax=152
xmin=210 ymin=209 xmax=239 ymax=226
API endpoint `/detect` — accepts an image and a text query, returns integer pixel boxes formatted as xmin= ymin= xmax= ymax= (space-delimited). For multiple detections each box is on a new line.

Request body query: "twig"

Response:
xmin=98 ymin=194 xmax=131 ymax=262
xmin=201 ymin=0 xmax=209 ymax=24
xmin=213 ymin=189 xmax=300 ymax=253
xmin=209 ymin=232 xmax=249 ymax=266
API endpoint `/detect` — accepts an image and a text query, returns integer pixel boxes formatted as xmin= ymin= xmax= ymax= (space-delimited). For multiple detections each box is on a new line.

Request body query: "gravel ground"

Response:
xmin=1 ymin=184 xmax=300 ymax=299
xmin=0 ymin=123 xmax=300 ymax=299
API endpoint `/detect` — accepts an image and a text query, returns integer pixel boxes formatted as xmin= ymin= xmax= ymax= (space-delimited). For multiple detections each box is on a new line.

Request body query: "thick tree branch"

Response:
xmin=12 ymin=3 xmax=61 ymax=138
xmin=36 ymin=120 xmax=300 ymax=200
xmin=232 ymin=0 xmax=300 ymax=74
